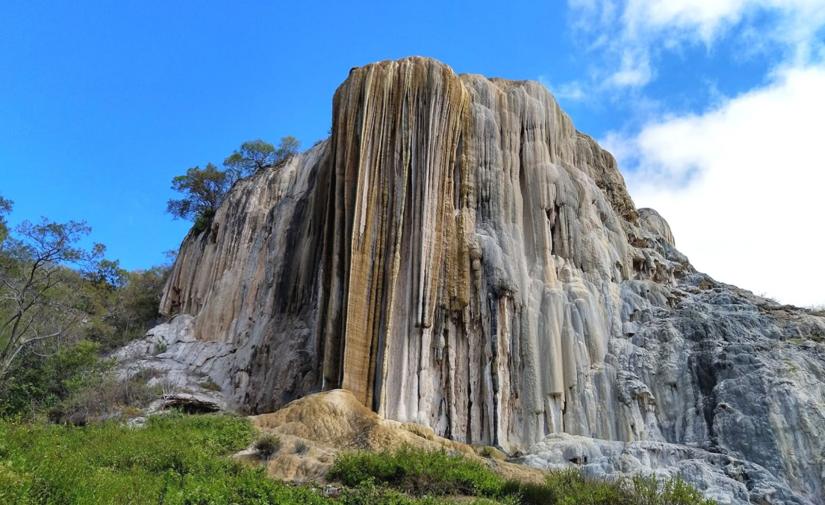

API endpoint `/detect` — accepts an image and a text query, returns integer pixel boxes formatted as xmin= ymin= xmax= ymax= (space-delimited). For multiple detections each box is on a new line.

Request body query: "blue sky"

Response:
xmin=2 ymin=1 xmax=824 ymax=306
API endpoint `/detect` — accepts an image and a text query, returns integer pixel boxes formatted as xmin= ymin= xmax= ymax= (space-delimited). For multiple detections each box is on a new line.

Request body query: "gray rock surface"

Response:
xmin=130 ymin=57 xmax=825 ymax=503
xmin=114 ymin=315 xmax=231 ymax=409
xmin=520 ymin=434 xmax=812 ymax=505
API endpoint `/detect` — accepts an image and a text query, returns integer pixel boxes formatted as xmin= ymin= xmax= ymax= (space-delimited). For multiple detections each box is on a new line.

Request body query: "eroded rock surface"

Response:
xmin=141 ymin=57 xmax=825 ymax=504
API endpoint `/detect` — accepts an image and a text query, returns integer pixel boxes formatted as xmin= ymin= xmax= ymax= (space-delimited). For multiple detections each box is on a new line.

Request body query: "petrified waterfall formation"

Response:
xmin=156 ymin=58 xmax=825 ymax=503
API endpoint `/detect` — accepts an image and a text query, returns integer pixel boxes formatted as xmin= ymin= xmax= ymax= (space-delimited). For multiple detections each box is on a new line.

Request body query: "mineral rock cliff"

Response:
xmin=141 ymin=57 xmax=825 ymax=504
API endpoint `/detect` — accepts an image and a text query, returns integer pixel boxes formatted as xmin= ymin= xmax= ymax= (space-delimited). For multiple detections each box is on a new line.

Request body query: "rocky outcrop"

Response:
xmin=150 ymin=57 xmax=825 ymax=504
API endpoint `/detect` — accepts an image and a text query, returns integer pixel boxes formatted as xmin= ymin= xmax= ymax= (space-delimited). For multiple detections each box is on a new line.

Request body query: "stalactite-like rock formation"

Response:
xmin=152 ymin=58 xmax=825 ymax=504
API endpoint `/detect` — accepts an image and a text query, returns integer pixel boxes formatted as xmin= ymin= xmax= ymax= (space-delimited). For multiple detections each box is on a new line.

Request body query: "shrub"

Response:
xmin=254 ymin=433 xmax=281 ymax=459
xmin=47 ymin=370 xmax=159 ymax=425
xmin=630 ymin=474 xmax=715 ymax=505
xmin=502 ymin=469 xmax=632 ymax=505
xmin=329 ymin=447 xmax=505 ymax=497
xmin=477 ymin=446 xmax=505 ymax=460
xmin=0 ymin=340 xmax=108 ymax=419
xmin=200 ymin=377 xmax=223 ymax=392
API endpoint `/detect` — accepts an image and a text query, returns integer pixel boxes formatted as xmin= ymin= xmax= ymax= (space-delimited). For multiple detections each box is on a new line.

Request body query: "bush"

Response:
xmin=337 ymin=480 xmax=511 ymax=505
xmin=630 ymin=475 xmax=715 ymax=505
xmin=502 ymin=469 xmax=624 ymax=505
xmin=329 ymin=447 xmax=505 ymax=497
xmin=0 ymin=340 xmax=108 ymax=419
xmin=48 ymin=372 xmax=159 ymax=425
xmin=254 ymin=433 xmax=281 ymax=460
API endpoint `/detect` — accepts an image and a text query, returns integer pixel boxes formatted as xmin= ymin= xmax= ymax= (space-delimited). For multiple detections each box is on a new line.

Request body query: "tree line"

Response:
xmin=0 ymin=198 xmax=170 ymax=419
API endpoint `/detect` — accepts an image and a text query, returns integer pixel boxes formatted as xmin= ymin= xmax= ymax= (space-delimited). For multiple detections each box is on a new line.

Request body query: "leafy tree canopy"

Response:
xmin=274 ymin=136 xmax=300 ymax=164
xmin=223 ymin=137 xmax=301 ymax=179
xmin=166 ymin=163 xmax=231 ymax=232
xmin=0 ymin=218 xmax=103 ymax=383
xmin=167 ymin=137 xmax=300 ymax=232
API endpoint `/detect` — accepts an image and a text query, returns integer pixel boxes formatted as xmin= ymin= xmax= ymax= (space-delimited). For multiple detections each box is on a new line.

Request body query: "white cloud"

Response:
xmin=608 ymin=49 xmax=653 ymax=87
xmin=569 ymin=0 xmax=825 ymax=89
xmin=610 ymin=64 xmax=825 ymax=307
xmin=543 ymin=79 xmax=588 ymax=102
xmin=566 ymin=0 xmax=825 ymax=306
xmin=555 ymin=81 xmax=587 ymax=101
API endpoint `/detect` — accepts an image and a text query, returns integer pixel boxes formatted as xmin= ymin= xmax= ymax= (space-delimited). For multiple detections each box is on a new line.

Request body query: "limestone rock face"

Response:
xmin=154 ymin=57 xmax=825 ymax=504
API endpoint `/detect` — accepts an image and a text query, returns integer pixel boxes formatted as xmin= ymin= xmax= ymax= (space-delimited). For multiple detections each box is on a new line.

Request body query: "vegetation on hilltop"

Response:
xmin=167 ymin=137 xmax=300 ymax=233
xmin=223 ymin=137 xmax=300 ymax=179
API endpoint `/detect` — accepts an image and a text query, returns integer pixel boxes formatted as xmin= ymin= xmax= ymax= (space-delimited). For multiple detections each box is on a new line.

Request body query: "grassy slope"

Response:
xmin=0 ymin=414 xmax=713 ymax=505
xmin=329 ymin=448 xmax=715 ymax=505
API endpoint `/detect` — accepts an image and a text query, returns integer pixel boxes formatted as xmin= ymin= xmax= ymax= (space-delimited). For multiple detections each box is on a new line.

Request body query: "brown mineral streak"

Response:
xmin=329 ymin=59 xmax=467 ymax=408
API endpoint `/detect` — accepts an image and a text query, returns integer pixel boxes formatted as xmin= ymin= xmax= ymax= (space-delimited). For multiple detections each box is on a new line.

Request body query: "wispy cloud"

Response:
xmin=540 ymin=77 xmax=588 ymax=102
xmin=566 ymin=0 xmax=825 ymax=91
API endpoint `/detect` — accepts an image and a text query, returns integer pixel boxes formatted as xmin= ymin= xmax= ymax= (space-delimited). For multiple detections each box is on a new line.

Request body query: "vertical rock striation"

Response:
xmin=154 ymin=57 xmax=825 ymax=504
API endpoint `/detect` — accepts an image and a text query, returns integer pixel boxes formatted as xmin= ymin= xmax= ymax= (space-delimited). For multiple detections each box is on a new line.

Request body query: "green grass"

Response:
xmin=0 ymin=415 xmax=493 ymax=505
xmin=329 ymin=448 xmax=716 ymax=505
xmin=0 ymin=413 xmax=330 ymax=505
xmin=0 ymin=414 xmax=714 ymax=505
xmin=330 ymin=447 xmax=506 ymax=497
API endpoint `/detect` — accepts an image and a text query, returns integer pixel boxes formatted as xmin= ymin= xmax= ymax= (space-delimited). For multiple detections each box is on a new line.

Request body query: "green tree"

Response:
xmin=274 ymin=136 xmax=300 ymax=164
xmin=0 ymin=339 xmax=105 ymax=418
xmin=99 ymin=265 xmax=170 ymax=349
xmin=223 ymin=137 xmax=300 ymax=179
xmin=223 ymin=139 xmax=276 ymax=178
xmin=168 ymin=137 xmax=299 ymax=233
xmin=84 ymin=258 xmax=128 ymax=290
xmin=0 ymin=219 xmax=103 ymax=383
xmin=0 ymin=196 xmax=11 ymax=244
xmin=166 ymin=163 xmax=231 ymax=232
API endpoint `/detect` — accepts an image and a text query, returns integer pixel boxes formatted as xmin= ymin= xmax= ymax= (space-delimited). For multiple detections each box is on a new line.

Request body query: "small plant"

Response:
xmin=131 ymin=367 xmax=162 ymax=383
xmin=254 ymin=434 xmax=281 ymax=460
xmin=200 ymin=378 xmax=223 ymax=392
xmin=477 ymin=445 xmax=504 ymax=460
xmin=294 ymin=440 xmax=309 ymax=455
